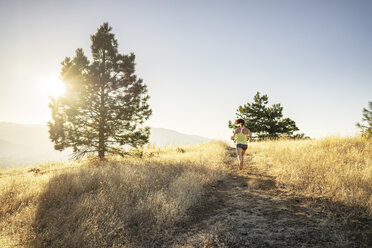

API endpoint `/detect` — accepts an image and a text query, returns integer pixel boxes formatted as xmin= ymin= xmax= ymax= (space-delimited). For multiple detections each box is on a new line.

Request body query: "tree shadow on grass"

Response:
xmin=29 ymin=161 xmax=227 ymax=248
xmin=29 ymin=171 xmax=111 ymax=248
xmin=29 ymin=168 xmax=170 ymax=247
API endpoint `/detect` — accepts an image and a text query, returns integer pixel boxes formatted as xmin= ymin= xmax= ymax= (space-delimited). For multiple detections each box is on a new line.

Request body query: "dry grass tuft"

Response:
xmin=0 ymin=141 xmax=228 ymax=247
xmin=249 ymin=136 xmax=372 ymax=215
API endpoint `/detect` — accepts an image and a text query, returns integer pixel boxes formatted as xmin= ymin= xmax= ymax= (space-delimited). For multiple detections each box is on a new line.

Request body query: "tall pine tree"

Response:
xmin=228 ymin=92 xmax=301 ymax=140
xmin=48 ymin=23 xmax=152 ymax=160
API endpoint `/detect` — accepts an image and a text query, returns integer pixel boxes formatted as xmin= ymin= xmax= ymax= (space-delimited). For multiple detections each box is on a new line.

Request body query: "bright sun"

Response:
xmin=39 ymin=76 xmax=66 ymax=98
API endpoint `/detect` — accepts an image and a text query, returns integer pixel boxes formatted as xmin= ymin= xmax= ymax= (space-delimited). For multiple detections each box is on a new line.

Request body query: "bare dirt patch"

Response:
xmin=169 ymin=148 xmax=372 ymax=248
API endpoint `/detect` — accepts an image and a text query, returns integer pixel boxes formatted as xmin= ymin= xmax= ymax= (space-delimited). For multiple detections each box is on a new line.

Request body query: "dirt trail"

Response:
xmin=170 ymin=148 xmax=372 ymax=248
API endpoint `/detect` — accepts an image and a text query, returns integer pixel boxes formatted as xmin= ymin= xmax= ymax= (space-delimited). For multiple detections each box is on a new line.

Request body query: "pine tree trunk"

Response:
xmin=98 ymin=85 xmax=105 ymax=161
xmin=98 ymin=51 xmax=106 ymax=161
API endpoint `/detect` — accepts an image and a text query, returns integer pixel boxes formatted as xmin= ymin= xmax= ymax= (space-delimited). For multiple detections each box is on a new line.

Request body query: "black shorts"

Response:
xmin=236 ymin=144 xmax=248 ymax=150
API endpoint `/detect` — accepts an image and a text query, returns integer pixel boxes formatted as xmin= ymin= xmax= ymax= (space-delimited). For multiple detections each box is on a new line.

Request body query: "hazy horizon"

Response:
xmin=1 ymin=0 xmax=371 ymax=140
xmin=0 ymin=122 xmax=213 ymax=168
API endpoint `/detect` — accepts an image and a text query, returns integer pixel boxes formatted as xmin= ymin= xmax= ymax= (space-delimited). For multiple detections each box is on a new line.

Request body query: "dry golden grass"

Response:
xmin=2 ymin=137 xmax=371 ymax=247
xmin=249 ymin=136 xmax=372 ymax=214
xmin=0 ymin=141 xmax=228 ymax=247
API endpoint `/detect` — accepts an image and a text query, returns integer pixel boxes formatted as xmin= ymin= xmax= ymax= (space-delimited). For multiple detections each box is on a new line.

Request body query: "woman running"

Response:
xmin=233 ymin=118 xmax=252 ymax=170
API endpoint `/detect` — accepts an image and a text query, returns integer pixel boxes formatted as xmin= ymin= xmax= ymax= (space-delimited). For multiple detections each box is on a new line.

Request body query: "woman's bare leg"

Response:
xmin=240 ymin=149 xmax=247 ymax=170
xmin=236 ymin=147 xmax=243 ymax=167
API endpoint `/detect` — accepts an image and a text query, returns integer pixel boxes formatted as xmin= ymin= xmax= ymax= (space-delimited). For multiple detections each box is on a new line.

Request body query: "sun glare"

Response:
xmin=39 ymin=76 xmax=66 ymax=98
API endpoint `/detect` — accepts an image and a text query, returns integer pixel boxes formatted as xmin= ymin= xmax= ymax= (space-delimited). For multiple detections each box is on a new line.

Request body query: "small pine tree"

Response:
xmin=356 ymin=101 xmax=372 ymax=138
xmin=48 ymin=23 xmax=152 ymax=160
xmin=228 ymin=92 xmax=302 ymax=140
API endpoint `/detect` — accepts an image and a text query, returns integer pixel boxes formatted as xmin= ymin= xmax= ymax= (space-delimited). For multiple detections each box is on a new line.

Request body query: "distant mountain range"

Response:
xmin=0 ymin=122 xmax=211 ymax=168
xmin=149 ymin=128 xmax=211 ymax=147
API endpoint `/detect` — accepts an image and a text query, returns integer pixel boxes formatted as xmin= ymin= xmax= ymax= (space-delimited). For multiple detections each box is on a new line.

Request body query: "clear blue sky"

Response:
xmin=0 ymin=0 xmax=371 ymax=140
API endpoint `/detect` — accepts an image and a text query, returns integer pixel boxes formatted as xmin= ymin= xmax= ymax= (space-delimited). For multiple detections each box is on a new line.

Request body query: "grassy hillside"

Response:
xmin=1 ymin=137 xmax=371 ymax=247
xmin=249 ymin=136 xmax=372 ymax=215
xmin=0 ymin=142 xmax=229 ymax=247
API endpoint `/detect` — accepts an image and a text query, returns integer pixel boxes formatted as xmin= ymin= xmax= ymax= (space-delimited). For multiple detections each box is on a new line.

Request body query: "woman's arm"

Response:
xmin=247 ymin=128 xmax=252 ymax=142
xmin=244 ymin=128 xmax=253 ymax=142
xmin=232 ymin=128 xmax=240 ymax=142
